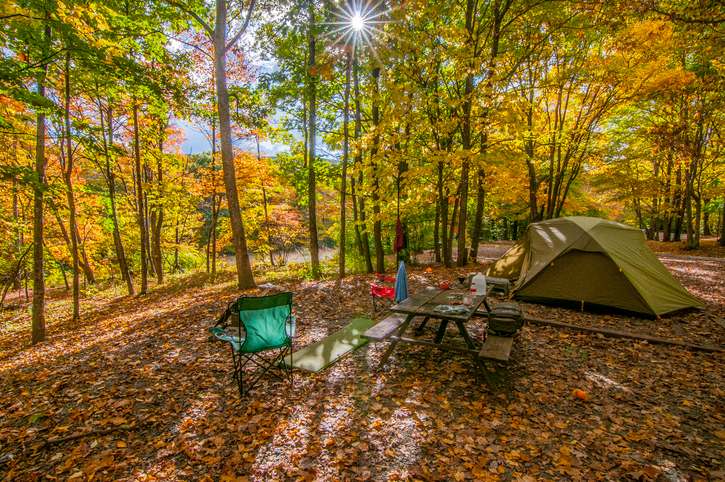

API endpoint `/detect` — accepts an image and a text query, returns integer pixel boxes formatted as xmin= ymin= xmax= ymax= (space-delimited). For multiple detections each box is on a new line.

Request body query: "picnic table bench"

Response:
xmin=364 ymin=288 xmax=522 ymax=371
xmin=478 ymin=335 xmax=514 ymax=361
xmin=363 ymin=313 xmax=407 ymax=341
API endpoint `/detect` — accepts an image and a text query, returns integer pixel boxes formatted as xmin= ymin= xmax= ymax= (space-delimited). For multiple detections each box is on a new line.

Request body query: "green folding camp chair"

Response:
xmin=209 ymin=292 xmax=295 ymax=397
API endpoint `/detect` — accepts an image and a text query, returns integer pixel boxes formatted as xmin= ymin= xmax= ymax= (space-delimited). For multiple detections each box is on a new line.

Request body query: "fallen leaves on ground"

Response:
xmin=0 ymin=249 xmax=723 ymax=480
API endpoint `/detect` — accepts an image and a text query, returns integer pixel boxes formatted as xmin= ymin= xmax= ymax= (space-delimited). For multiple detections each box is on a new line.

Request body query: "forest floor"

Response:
xmin=0 ymin=244 xmax=723 ymax=481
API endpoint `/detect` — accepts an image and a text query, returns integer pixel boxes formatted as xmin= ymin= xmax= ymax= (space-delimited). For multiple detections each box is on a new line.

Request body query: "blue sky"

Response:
xmin=176 ymin=119 xmax=291 ymax=156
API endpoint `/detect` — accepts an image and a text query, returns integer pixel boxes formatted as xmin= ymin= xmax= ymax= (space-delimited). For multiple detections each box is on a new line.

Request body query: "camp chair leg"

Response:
xmin=235 ymin=346 xmax=294 ymax=397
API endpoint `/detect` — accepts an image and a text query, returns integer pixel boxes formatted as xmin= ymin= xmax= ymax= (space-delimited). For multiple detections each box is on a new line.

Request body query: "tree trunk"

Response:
xmin=693 ymin=194 xmax=701 ymax=247
xmin=63 ymin=51 xmax=80 ymax=322
xmin=12 ymin=175 xmax=22 ymax=291
xmin=213 ymin=0 xmax=255 ymax=289
xmin=448 ymin=183 xmax=460 ymax=263
xmin=468 ymin=166 xmax=486 ymax=262
xmin=525 ymin=65 xmax=539 ymax=222
xmin=132 ymin=103 xmax=149 ymax=294
xmin=306 ymin=0 xmax=321 ymax=279
xmin=101 ymin=106 xmax=134 ymax=295
xmin=433 ymin=190 xmax=441 ymax=263
xmin=703 ymin=198 xmax=711 ymax=236
xmin=370 ymin=67 xmax=384 ymax=273
xmin=339 ymin=51 xmax=351 ymax=280
xmin=351 ymin=173 xmax=362 ymax=257
xmin=256 ymin=134 xmax=274 ymax=266
xmin=457 ymin=78 xmax=472 ymax=266
xmin=353 ymin=45 xmax=373 ymax=273
xmin=152 ymin=130 xmax=164 ymax=284
xmin=32 ymin=22 xmax=50 ymax=344
xmin=456 ymin=0 xmax=476 ymax=267
xmin=438 ymin=161 xmax=450 ymax=267
xmin=673 ymin=164 xmax=683 ymax=241
xmin=211 ymin=126 xmax=219 ymax=279
xmin=211 ymin=195 xmax=220 ymax=280
xmin=685 ymin=163 xmax=697 ymax=250
xmin=719 ymin=200 xmax=725 ymax=247
xmin=74 ymin=225 xmax=95 ymax=285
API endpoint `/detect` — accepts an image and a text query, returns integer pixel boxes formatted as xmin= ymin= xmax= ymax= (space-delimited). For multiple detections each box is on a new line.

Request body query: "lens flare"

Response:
xmin=351 ymin=13 xmax=364 ymax=32
xmin=324 ymin=0 xmax=393 ymax=58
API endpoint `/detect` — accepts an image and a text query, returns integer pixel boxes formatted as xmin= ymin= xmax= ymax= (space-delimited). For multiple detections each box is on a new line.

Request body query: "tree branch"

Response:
xmin=166 ymin=0 xmax=213 ymax=37
xmin=224 ymin=0 xmax=256 ymax=53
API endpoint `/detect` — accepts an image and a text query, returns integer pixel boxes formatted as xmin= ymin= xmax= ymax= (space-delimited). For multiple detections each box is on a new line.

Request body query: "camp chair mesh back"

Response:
xmin=210 ymin=292 xmax=294 ymax=397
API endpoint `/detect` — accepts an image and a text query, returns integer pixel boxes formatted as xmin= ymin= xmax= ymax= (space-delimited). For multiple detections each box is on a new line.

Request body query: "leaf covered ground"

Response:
xmin=1 ymin=249 xmax=723 ymax=481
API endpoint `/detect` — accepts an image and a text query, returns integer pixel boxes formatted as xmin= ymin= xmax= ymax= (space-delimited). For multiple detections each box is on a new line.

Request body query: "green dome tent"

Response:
xmin=486 ymin=216 xmax=704 ymax=316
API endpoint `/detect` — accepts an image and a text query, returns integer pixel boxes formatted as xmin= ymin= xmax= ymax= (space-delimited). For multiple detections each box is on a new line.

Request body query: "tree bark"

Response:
xmin=12 ymin=174 xmax=22 ymax=291
xmin=213 ymin=0 xmax=255 ymax=289
xmin=151 ymin=128 xmax=164 ymax=283
xmin=719 ymin=199 xmax=725 ymax=247
xmin=339 ymin=50 xmax=351 ymax=280
xmin=32 ymin=22 xmax=50 ymax=344
xmin=210 ymin=123 xmax=219 ymax=279
xmin=101 ymin=106 xmax=134 ymax=294
xmin=468 ymin=166 xmax=486 ymax=262
xmin=306 ymin=0 xmax=321 ymax=279
xmin=433 ymin=190 xmax=441 ymax=263
xmin=525 ymin=67 xmax=539 ymax=222
xmin=685 ymin=163 xmax=697 ymax=249
xmin=63 ymin=50 xmax=81 ymax=321
xmin=353 ymin=45 xmax=373 ymax=273
xmin=673 ymin=164 xmax=683 ymax=241
xmin=132 ymin=103 xmax=148 ymax=294
xmin=438 ymin=161 xmax=450 ymax=267
xmin=703 ymin=198 xmax=711 ymax=236
xmin=370 ymin=67 xmax=384 ymax=273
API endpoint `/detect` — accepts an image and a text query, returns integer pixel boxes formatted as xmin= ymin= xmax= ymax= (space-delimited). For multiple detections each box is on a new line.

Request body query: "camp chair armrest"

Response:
xmin=208 ymin=326 xmax=245 ymax=351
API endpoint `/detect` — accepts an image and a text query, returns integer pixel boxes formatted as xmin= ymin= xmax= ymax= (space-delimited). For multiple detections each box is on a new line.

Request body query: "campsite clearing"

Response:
xmin=0 ymin=246 xmax=723 ymax=480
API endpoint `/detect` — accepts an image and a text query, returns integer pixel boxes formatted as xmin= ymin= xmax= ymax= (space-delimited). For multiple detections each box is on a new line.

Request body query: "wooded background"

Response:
xmin=1 ymin=0 xmax=723 ymax=342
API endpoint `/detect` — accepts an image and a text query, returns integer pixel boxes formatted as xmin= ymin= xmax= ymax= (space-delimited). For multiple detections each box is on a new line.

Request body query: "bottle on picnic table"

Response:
xmin=471 ymin=272 xmax=486 ymax=296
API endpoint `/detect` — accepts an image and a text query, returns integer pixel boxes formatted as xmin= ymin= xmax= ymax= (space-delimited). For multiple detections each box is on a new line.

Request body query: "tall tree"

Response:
xmin=61 ymin=50 xmax=81 ymax=320
xmin=306 ymin=0 xmax=321 ymax=279
xmin=170 ymin=0 xmax=257 ymax=289
xmin=32 ymin=20 xmax=51 ymax=343
xmin=339 ymin=50 xmax=351 ymax=280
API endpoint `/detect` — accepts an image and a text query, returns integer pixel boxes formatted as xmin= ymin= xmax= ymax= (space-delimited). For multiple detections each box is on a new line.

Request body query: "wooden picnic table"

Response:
xmin=374 ymin=287 xmax=493 ymax=371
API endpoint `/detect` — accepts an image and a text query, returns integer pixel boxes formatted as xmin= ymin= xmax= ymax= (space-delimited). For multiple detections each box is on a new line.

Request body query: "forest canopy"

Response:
xmin=1 ymin=0 xmax=723 ymax=342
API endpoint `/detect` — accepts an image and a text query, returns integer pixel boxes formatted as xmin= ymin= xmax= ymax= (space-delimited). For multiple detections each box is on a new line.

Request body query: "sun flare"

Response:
xmin=351 ymin=13 xmax=364 ymax=32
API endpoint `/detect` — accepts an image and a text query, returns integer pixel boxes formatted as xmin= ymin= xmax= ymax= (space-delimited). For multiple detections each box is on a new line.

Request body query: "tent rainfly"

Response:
xmin=486 ymin=216 xmax=704 ymax=316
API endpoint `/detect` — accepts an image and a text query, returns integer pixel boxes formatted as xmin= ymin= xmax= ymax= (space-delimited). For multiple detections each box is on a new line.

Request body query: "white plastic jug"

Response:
xmin=471 ymin=272 xmax=486 ymax=296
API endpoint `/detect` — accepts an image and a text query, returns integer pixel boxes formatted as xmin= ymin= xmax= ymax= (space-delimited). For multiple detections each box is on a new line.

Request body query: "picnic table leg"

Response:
xmin=414 ymin=316 xmax=430 ymax=335
xmin=376 ymin=314 xmax=415 ymax=371
xmin=434 ymin=320 xmax=449 ymax=343
xmin=455 ymin=320 xmax=493 ymax=385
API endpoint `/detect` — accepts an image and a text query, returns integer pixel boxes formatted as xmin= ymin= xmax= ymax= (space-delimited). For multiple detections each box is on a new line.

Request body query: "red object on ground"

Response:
xmin=370 ymin=284 xmax=395 ymax=300
xmin=376 ymin=273 xmax=396 ymax=283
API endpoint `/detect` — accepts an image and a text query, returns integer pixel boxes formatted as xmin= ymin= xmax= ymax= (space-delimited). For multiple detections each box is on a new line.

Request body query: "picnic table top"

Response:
xmin=390 ymin=287 xmax=487 ymax=322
